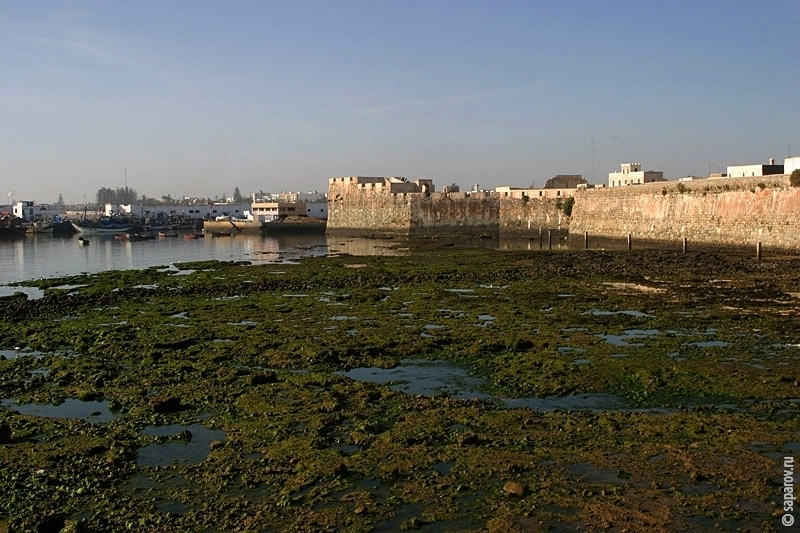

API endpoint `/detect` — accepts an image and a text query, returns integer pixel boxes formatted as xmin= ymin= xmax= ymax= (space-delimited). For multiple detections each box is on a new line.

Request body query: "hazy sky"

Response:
xmin=2 ymin=1 xmax=799 ymax=204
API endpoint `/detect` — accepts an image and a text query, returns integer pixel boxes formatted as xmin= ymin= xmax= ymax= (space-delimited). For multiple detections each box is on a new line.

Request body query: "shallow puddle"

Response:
xmin=597 ymin=329 xmax=662 ymax=347
xmin=0 ymin=349 xmax=46 ymax=360
xmin=503 ymin=393 xmax=627 ymax=411
xmin=584 ymin=309 xmax=654 ymax=318
xmin=51 ymin=284 xmax=88 ymax=291
xmin=137 ymin=423 xmax=226 ymax=467
xmin=0 ymin=398 xmax=119 ymax=423
xmin=689 ymin=340 xmax=730 ymax=348
xmin=338 ymin=359 xmax=490 ymax=400
xmin=0 ymin=286 xmax=44 ymax=299
xmin=340 ymin=359 xmax=632 ymax=411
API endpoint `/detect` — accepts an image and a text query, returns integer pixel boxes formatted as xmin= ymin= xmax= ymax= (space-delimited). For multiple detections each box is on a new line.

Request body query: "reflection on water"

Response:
xmin=0 ymin=232 xmax=729 ymax=287
xmin=0 ymin=233 xmax=443 ymax=285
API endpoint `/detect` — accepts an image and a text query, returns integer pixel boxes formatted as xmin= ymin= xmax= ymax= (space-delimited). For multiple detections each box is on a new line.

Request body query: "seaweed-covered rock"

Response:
xmin=250 ymin=370 xmax=277 ymax=385
xmin=148 ymin=395 xmax=183 ymax=413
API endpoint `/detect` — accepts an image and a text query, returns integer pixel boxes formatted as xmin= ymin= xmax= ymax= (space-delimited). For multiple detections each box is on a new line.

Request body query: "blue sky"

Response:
xmin=2 ymin=0 xmax=799 ymax=204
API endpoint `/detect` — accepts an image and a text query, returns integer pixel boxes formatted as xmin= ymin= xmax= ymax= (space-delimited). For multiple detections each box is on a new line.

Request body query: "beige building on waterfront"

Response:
xmin=251 ymin=202 xmax=304 ymax=222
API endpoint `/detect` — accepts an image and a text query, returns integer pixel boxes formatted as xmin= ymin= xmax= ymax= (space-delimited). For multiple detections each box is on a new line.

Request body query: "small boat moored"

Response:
xmin=78 ymin=237 xmax=90 ymax=246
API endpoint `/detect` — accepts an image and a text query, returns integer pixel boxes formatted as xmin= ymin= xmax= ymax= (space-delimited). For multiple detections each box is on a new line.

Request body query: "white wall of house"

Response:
xmin=785 ymin=157 xmax=800 ymax=174
xmin=305 ymin=201 xmax=328 ymax=219
xmin=726 ymin=165 xmax=782 ymax=178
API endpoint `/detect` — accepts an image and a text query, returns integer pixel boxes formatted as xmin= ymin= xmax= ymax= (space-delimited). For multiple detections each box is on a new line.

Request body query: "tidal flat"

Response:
xmin=1 ymin=246 xmax=799 ymax=532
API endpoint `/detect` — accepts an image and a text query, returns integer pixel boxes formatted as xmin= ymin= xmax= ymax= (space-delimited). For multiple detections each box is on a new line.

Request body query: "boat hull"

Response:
xmin=71 ymin=221 xmax=134 ymax=234
xmin=0 ymin=226 xmax=27 ymax=239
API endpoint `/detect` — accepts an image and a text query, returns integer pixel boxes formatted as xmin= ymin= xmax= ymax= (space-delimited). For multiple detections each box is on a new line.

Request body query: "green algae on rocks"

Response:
xmin=1 ymin=249 xmax=799 ymax=531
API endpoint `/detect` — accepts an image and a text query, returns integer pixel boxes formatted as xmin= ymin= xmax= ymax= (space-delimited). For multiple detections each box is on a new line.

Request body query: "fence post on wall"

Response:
xmin=757 ymin=241 xmax=762 ymax=261
xmin=539 ymin=227 xmax=543 ymax=250
xmin=682 ymin=237 xmax=688 ymax=253
xmin=548 ymin=230 xmax=552 ymax=250
xmin=627 ymin=233 xmax=632 ymax=251
xmin=584 ymin=231 xmax=589 ymax=250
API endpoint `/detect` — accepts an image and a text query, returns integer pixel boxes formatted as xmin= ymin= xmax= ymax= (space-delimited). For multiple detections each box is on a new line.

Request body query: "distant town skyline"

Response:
xmin=2 ymin=1 xmax=799 ymax=204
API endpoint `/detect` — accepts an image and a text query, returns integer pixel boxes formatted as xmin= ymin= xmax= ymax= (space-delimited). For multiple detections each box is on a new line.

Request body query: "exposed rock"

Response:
xmin=250 ymin=370 xmax=277 ymax=385
xmin=0 ymin=423 xmax=11 ymax=443
xmin=503 ymin=480 xmax=526 ymax=497
xmin=153 ymin=338 xmax=196 ymax=350
xmin=148 ymin=395 xmax=183 ymax=413
xmin=209 ymin=439 xmax=225 ymax=451
xmin=36 ymin=511 xmax=66 ymax=533
xmin=457 ymin=431 xmax=479 ymax=447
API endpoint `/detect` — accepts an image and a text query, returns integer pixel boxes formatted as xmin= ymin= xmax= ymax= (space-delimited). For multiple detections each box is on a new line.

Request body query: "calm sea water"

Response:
xmin=0 ymin=232 xmax=413 ymax=287
xmin=0 ymin=231 xmax=580 ymax=292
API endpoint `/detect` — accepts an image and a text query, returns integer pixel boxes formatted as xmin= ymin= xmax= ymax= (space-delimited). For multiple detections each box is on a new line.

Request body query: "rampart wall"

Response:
xmin=498 ymin=197 xmax=566 ymax=235
xmin=328 ymin=174 xmax=800 ymax=249
xmin=410 ymin=192 xmax=499 ymax=236
xmin=570 ymin=175 xmax=800 ymax=249
xmin=328 ymin=193 xmax=412 ymax=234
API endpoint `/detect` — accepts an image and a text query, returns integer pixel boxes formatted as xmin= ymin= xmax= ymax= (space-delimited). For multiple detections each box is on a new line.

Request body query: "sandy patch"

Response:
xmin=603 ymin=282 xmax=666 ymax=294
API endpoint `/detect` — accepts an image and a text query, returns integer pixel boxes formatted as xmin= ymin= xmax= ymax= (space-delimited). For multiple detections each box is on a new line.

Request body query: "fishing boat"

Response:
xmin=114 ymin=233 xmax=129 ymax=240
xmin=71 ymin=219 xmax=134 ymax=235
xmin=183 ymin=232 xmax=203 ymax=240
xmin=78 ymin=236 xmax=90 ymax=246
xmin=158 ymin=231 xmax=178 ymax=238
xmin=0 ymin=214 xmax=27 ymax=238
xmin=32 ymin=221 xmax=54 ymax=233
xmin=211 ymin=231 xmax=232 ymax=237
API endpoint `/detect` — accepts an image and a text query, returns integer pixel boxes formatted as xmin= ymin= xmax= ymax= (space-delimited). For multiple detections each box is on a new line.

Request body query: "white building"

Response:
xmin=305 ymin=201 xmax=328 ymax=220
xmin=608 ymin=163 xmax=665 ymax=187
xmin=13 ymin=201 xmax=62 ymax=221
xmin=785 ymin=156 xmax=800 ymax=174
xmin=727 ymin=158 xmax=784 ymax=178
xmin=108 ymin=203 xmax=251 ymax=220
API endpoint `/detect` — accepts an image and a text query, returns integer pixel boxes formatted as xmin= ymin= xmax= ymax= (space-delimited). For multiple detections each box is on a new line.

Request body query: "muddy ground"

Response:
xmin=1 ymin=246 xmax=799 ymax=532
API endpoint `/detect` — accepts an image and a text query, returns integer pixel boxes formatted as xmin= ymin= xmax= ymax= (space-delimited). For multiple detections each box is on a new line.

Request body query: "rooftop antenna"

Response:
xmin=124 ymin=167 xmax=127 ymax=189
xmin=591 ymin=137 xmax=595 ymax=183
xmin=7 ymin=190 xmax=14 ymax=205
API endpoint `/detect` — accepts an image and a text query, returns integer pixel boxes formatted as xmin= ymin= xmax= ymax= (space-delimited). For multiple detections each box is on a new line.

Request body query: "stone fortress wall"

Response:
xmin=570 ymin=175 xmax=800 ymax=249
xmin=327 ymin=175 xmax=800 ymax=250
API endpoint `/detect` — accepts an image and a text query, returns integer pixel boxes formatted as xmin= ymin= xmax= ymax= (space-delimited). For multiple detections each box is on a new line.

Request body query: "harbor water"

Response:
xmin=0 ymin=232 xmax=410 ymax=288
